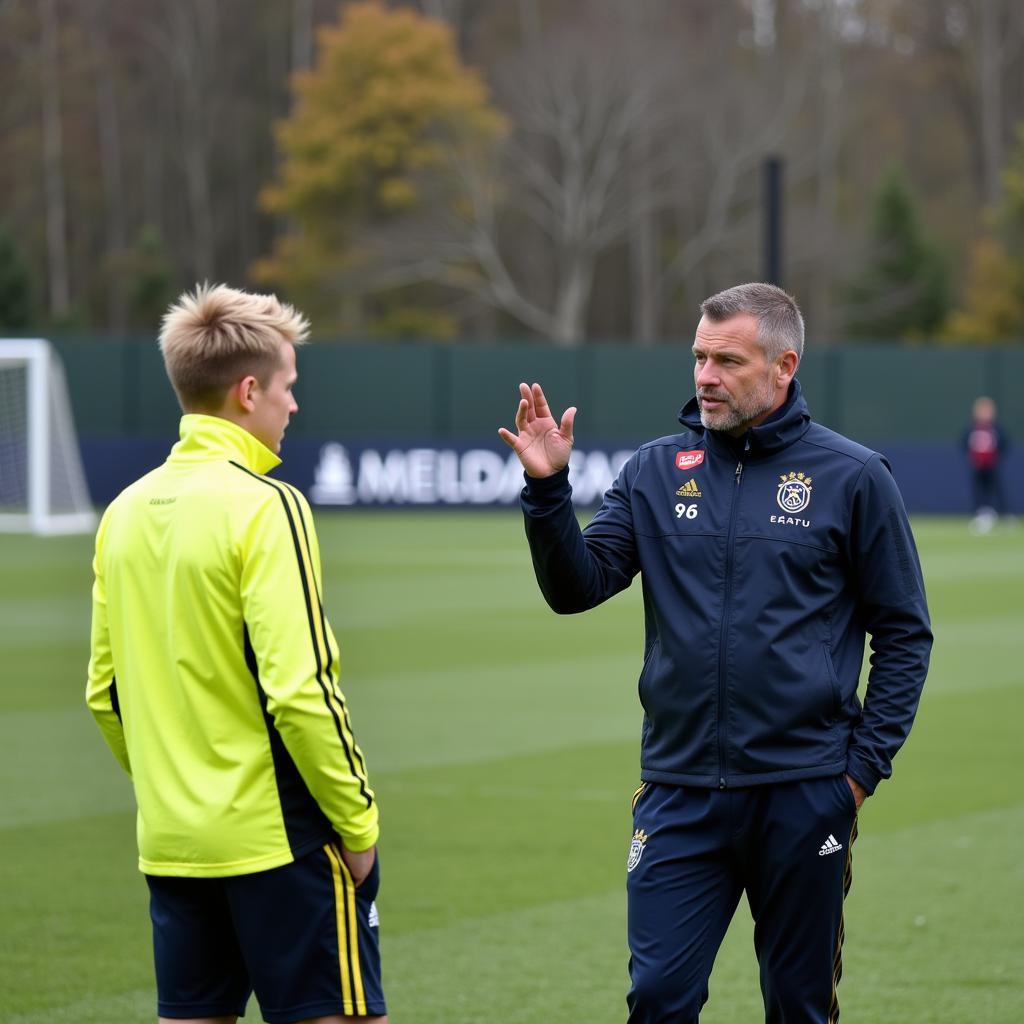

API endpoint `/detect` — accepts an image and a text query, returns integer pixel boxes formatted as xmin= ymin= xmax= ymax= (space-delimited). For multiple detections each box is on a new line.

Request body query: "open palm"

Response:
xmin=498 ymin=382 xmax=577 ymax=479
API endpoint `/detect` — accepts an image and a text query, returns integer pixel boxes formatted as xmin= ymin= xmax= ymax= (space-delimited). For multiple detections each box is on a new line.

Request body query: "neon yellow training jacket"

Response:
xmin=87 ymin=414 xmax=378 ymax=877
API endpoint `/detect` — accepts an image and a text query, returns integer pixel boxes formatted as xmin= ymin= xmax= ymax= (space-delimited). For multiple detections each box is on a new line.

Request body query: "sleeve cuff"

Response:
xmin=844 ymin=758 xmax=880 ymax=796
xmin=337 ymin=823 xmax=380 ymax=852
xmin=522 ymin=466 xmax=571 ymax=499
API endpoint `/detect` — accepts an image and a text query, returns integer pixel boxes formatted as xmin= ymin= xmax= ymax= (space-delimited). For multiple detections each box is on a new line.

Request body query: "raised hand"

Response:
xmin=498 ymin=382 xmax=577 ymax=479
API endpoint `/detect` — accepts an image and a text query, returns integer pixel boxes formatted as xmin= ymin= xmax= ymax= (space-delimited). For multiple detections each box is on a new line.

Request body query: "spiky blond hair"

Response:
xmin=158 ymin=283 xmax=310 ymax=411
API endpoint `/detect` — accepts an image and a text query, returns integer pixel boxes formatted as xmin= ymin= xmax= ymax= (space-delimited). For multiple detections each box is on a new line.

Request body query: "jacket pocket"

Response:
xmin=637 ymin=639 xmax=659 ymax=709
xmin=822 ymin=644 xmax=842 ymax=720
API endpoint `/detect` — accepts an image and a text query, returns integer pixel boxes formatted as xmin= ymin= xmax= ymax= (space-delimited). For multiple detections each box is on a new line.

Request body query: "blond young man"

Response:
xmin=87 ymin=284 xmax=387 ymax=1024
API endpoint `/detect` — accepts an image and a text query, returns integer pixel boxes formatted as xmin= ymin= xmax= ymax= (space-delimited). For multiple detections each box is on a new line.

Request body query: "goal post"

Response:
xmin=0 ymin=338 xmax=96 ymax=535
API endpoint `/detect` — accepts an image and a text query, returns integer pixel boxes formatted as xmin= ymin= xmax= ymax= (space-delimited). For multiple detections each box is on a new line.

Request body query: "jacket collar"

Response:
xmin=677 ymin=380 xmax=811 ymax=458
xmin=169 ymin=414 xmax=281 ymax=475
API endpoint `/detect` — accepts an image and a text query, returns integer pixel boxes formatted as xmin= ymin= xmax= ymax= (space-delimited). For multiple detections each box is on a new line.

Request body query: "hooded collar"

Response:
xmin=168 ymin=414 xmax=281 ymax=475
xmin=677 ymin=380 xmax=812 ymax=458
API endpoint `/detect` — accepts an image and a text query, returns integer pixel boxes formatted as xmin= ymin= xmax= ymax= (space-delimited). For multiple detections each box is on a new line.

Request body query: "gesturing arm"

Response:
xmin=501 ymin=382 xmax=640 ymax=613
xmin=498 ymin=381 xmax=577 ymax=480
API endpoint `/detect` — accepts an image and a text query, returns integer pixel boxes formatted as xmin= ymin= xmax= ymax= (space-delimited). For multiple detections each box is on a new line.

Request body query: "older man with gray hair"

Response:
xmin=500 ymin=282 xmax=932 ymax=1023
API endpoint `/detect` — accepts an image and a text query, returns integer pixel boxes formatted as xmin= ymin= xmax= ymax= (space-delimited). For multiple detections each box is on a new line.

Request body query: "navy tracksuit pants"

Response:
xmin=626 ymin=777 xmax=859 ymax=1024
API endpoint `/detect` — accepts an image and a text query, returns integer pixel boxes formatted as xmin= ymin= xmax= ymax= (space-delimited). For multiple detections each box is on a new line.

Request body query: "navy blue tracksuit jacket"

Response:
xmin=521 ymin=382 xmax=932 ymax=795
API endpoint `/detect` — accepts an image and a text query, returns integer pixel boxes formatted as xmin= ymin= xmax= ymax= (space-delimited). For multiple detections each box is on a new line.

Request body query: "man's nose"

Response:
xmin=696 ymin=362 xmax=719 ymax=387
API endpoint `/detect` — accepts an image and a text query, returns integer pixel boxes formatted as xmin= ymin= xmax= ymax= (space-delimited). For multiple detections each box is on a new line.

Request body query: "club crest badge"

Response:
xmin=627 ymin=828 xmax=648 ymax=872
xmin=776 ymin=471 xmax=813 ymax=514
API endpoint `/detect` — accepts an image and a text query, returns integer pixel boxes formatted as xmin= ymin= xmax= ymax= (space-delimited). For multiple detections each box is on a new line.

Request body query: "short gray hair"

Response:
xmin=700 ymin=283 xmax=804 ymax=363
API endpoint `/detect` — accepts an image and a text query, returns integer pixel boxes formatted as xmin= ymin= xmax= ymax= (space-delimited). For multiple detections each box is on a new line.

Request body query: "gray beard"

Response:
xmin=698 ymin=380 xmax=777 ymax=434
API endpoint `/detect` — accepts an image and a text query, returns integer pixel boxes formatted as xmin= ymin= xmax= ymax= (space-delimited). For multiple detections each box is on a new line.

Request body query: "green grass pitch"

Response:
xmin=0 ymin=513 xmax=1022 ymax=1022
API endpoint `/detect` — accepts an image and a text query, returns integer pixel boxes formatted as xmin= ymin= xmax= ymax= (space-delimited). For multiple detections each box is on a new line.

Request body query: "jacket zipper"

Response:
xmin=716 ymin=439 xmax=749 ymax=788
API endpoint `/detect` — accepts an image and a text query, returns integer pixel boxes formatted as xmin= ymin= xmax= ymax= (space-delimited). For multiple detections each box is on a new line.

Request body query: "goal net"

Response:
xmin=0 ymin=339 xmax=96 ymax=534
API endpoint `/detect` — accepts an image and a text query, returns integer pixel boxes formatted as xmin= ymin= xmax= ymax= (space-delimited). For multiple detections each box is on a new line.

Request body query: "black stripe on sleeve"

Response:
xmin=230 ymin=462 xmax=373 ymax=808
xmin=243 ymin=625 xmax=333 ymax=857
xmin=109 ymin=676 xmax=122 ymax=723
xmin=283 ymin=482 xmax=371 ymax=784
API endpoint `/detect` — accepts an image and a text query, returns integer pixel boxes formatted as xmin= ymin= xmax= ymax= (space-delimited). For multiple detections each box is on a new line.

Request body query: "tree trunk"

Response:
xmin=626 ymin=4 xmax=660 ymax=345
xmin=39 ymin=0 xmax=70 ymax=319
xmin=291 ymin=0 xmax=315 ymax=73
xmin=169 ymin=2 xmax=216 ymax=281
xmin=629 ymin=131 xmax=660 ymax=345
xmin=86 ymin=0 xmax=128 ymax=330
xmin=552 ymin=254 xmax=591 ymax=346
xmin=810 ymin=1 xmax=843 ymax=343
xmin=517 ymin=0 xmax=542 ymax=49
xmin=980 ymin=0 xmax=1003 ymax=207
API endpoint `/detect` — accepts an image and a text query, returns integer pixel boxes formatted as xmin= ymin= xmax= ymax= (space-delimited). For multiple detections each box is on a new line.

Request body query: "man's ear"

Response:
xmin=776 ymin=351 xmax=799 ymax=390
xmin=232 ymin=375 xmax=260 ymax=414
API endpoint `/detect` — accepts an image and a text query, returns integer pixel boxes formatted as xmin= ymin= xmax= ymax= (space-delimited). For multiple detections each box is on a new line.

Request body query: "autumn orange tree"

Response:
xmin=254 ymin=1 xmax=503 ymax=336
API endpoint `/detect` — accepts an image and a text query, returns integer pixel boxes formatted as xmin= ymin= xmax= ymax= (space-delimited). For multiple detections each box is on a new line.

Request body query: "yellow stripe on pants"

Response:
xmin=326 ymin=843 xmax=367 ymax=1015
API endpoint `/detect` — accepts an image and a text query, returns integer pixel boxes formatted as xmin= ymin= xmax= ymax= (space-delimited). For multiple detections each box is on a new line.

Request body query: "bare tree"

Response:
xmin=85 ymin=0 xmax=128 ymax=329
xmin=491 ymin=28 xmax=676 ymax=343
xmin=39 ymin=0 xmax=69 ymax=319
xmin=136 ymin=0 xmax=219 ymax=281
xmin=356 ymin=0 xmax=817 ymax=344
xmin=625 ymin=2 xmax=664 ymax=344
xmin=291 ymin=0 xmax=315 ymax=73
xmin=978 ymin=0 xmax=1024 ymax=206
xmin=649 ymin=9 xmax=809 ymax=324
xmin=358 ymin=9 xmax=680 ymax=345
xmin=802 ymin=0 xmax=846 ymax=339
xmin=3 ymin=0 xmax=1022 ymax=336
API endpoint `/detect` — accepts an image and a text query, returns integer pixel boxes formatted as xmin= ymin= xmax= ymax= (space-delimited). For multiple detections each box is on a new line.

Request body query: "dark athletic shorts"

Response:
xmin=146 ymin=842 xmax=386 ymax=1022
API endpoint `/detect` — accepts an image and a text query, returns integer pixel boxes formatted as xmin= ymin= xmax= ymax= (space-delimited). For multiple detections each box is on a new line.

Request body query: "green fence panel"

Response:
xmin=135 ymin=341 xmax=184 ymax=436
xmin=584 ymin=346 xmax=692 ymax=441
xmin=291 ymin=343 xmax=441 ymax=437
xmin=447 ymin=345 xmax=583 ymax=438
xmin=51 ymin=336 xmax=129 ymax=436
xmin=988 ymin=349 xmax=1024 ymax=439
xmin=44 ymin=335 xmax=1024 ymax=445
xmin=835 ymin=346 xmax=992 ymax=444
xmin=791 ymin=348 xmax=837 ymax=430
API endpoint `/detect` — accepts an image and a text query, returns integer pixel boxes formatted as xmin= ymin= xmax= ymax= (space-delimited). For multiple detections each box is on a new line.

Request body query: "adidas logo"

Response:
xmin=676 ymin=478 xmax=702 ymax=498
xmin=368 ymin=900 xmax=379 ymax=928
xmin=818 ymin=834 xmax=843 ymax=857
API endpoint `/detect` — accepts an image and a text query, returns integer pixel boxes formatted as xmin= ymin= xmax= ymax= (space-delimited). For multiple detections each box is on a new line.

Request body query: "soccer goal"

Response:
xmin=0 ymin=339 xmax=96 ymax=535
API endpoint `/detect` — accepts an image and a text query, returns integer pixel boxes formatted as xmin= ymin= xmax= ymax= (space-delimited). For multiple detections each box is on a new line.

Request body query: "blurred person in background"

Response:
xmin=87 ymin=284 xmax=387 ymax=1024
xmin=964 ymin=396 xmax=1011 ymax=534
xmin=500 ymin=282 xmax=932 ymax=1024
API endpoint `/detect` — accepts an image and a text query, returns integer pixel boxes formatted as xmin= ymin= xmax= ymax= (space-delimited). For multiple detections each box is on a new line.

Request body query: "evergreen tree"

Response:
xmin=128 ymin=226 xmax=174 ymax=330
xmin=844 ymin=166 xmax=950 ymax=339
xmin=0 ymin=225 xmax=35 ymax=331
